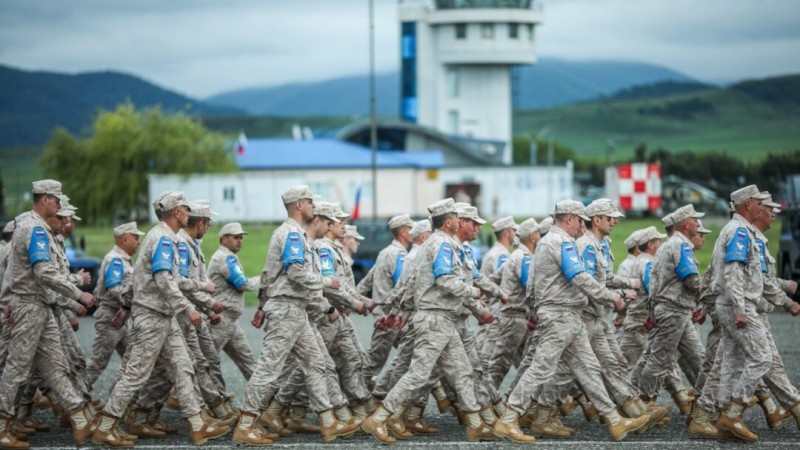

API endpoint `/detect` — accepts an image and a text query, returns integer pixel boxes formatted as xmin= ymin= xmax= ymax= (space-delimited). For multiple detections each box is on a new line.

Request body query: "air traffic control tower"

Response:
xmin=399 ymin=0 xmax=543 ymax=165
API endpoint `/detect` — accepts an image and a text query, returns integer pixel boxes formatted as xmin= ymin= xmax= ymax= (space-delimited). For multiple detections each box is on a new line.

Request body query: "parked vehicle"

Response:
xmin=777 ymin=175 xmax=800 ymax=280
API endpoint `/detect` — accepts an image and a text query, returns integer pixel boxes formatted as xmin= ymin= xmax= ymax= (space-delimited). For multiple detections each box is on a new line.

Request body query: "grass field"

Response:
xmin=72 ymin=217 xmax=781 ymax=308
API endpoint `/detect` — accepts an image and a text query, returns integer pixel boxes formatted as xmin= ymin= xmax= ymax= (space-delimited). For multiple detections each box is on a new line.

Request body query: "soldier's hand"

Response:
xmin=329 ymin=278 xmax=341 ymax=289
xmin=735 ymin=313 xmax=747 ymax=329
xmin=111 ymin=308 xmax=128 ymax=329
xmin=644 ymin=316 xmax=656 ymax=331
xmin=477 ymin=310 xmax=495 ymax=325
xmin=365 ymin=299 xmax=376 ymax=312
xmin=612 ymin=295 xmax=626 ymax=312
xmin=327 ymin=308 xmax=340 ymax=322
xmin=77 ymin=269 xmax=91 ymax=286
xmin=500 ymin=292 xmax=509 ymax=304
xmin=75 ymin=305 xmax=87 ymax=317
xmin=629 ymin=278 xmax=642 ymax=290
xmin=789 ymin=303 xmax=800 ymax=316
xmin=789 ymin=280 xmax=798 ymax=295
xmin=69 ymin=316 xmax=80 ymax=331
xmin=692 ymin=308 xmax=707 ymax=324
xmin=622 ymin=289 xmax=637 ymax=301
xmin=353 ymin=300 xmax=367 ymax=316
xmin=472 ymin=287 xmax=481 ymax=299
xmin=527 ymin=317 xmax=537 ymax=331
xmin=211 ymin=301 xmax=224 ymax=314
xmin=210 ymin=314 xmax=221 ymax=325
xmin=613 ymin=316 xmax=623 ymax=328
xmin=78 ymin=292 xmax=96 ymax=309
xmin=251 ymin=309 xmax=265 ymax=329
xmin=394 ymin=316 xmax=406 ymax=329
xmin=205 ymin=282 xmax=216 ymax=294
xmin=188 ymin=310 xmax=202 ymax=327
xmin=375 ymin=316 xmax=388 ymax=330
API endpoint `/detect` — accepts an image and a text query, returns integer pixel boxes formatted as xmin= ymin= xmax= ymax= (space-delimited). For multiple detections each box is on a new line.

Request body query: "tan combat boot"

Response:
xmin=0 ymin=414 xmax=29 ymax=449
xmin=259 ymin=400 xmax=293 ymax=437
xmin=576 ymin=394 xmax=599 ymax=422
xmin=530 ymin=405 xmax=571 ymax=439
xmin=404 ymin=406 xmax=438 ymax=436
xmin=66 ymin=403 xmax=95 ymax=444
xmin=519 ymin=403 xmax=537 ymax=427
xmin=688 ymin=404 xmax=738 ymax=441
xmin=717 ymin=400 xmax=758 ymax=442
xmin=386 ymin=414 xmax=413 ymax=440
xmin=465 ymin=415 xmax=497 ymax=442
xmin=492 ymin=408 xmax=536 ymax=444
xmin=319 ymin=409 xmax=358 ymax=442
xmin=231 ymin=412 xmax=273 ymax=446
xmin=91 ymin=412 xmax=134 ymax=448
xmin=602 ymin=408 xmax=648 ymax=441
xmin=186 ymin=412 xmax=230 ymax=445
xmin=285 ymin=406 xmax=321 ymax=434
xmin=165 ymin=390 xmax=180 ymax=410
xmin=147 ymin=409 xmax=178 ymax=434
xmin=15 ymin=405 xmax=46 ymax=433
xmin=559 ymin=396 xmax=579 ymax=417
xmin=672 ymin=389 xmax=693 ymax=415
xmin=633 ymin=398 xmax=671 ymax=434
xmin=127 ymin=409 xmax=166 ymax=438
xmin=758 ymin=396 xmax=792 ymax=429
xmin=32 ymin=390 xmax=51 ymax=412
xmin=790 ymin=401 xmax=800 ymax=430
xmin=360 ymin=405 xmax=396 ymax=444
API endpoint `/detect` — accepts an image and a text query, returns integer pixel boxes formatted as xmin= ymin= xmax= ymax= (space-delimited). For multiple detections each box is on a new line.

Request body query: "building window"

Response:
xmin=223 ymin=187 xmax=235 ymax=201
xmin=448 ymin=110 xmax=459 ymax=134
xmin=481 ymin=23 xmax=494 ymax=39
xmin=455 ymin=23 xmax=466 ymax=39
xmin=509 ymin=23 xmax=518 ymax=39
xmin=527 ymin=24 xmax=535 ymax=41
xmin=446 ymin=68 xmax=460 ymax=98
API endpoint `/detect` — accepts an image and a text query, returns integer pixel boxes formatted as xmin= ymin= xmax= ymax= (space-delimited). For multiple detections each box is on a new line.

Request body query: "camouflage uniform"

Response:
xmin=477 ymin=242 xmax=511 ymax=356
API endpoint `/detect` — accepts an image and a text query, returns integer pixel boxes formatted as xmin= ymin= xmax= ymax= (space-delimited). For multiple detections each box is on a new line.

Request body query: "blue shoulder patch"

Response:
xmin=318 ymin=248 xmax=335 ymax=277
xmin=104 ymin=257 xmax=124 ymax=289
xmin=226 ymin=255 xmax=247 ymax=288
xmin=582 ymin=245 xmax=598 ymax=277
xmin=28 ymin=226 xmax=51 ymax=266
xmin=496 ymin=254 xmax=509 ymax=270
xmin=177 ymin=242 xmax=190 ymax=278
xmin=151 ymin=236 xmax=174 ymax=274
xmin=463 ymin=245 xmax=480 ymax=279
xmin=561 ymin=242 xmax=585 ymax=282
xmin=725 ymin=227 xmax=750 ymax=264
xmin=675 ymin=243 xmax=699 ymax=280
xmin=519 ymin=255 xmax=532 ymax=286
xmin=392 ymin=253 xmax=405 ymax=285
xmin=643 ymin=261 xmax=653 ymax=295
xmin=754 ymin=238 xmax=768 ymax=274
xmin=600 ymin=239 xmax=613 ymax=264
xmin=281 ymin=232 xmax=305 ymax=269
xmin=433 ymin=243 xmax=454 ymax=279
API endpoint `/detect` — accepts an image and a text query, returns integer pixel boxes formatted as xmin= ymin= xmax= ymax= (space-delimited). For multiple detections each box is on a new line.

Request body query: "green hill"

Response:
xmin=513 ymin=74 xmax=800 ymax=161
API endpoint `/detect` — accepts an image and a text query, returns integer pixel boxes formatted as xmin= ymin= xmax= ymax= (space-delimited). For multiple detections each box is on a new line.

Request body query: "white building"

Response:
xmin=399 ymin=0 xmax=543 ymax=164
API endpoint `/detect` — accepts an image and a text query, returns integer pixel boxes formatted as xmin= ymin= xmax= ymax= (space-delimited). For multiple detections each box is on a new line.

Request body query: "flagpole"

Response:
xmin=369 ymin=0 xmax=378 ymax=219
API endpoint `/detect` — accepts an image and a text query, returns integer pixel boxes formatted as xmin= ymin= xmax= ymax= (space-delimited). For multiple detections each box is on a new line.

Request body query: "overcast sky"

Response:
xmin=1 ymin=0 xmax=798 ymax=98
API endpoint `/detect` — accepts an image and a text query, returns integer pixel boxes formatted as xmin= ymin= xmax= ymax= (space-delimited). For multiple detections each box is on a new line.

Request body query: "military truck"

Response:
xmin=777 ymin=175 xmax=800 ymax=280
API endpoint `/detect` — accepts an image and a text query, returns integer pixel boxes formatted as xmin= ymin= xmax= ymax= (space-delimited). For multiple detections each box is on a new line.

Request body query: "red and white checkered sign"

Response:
xmin=617 ymin=163 xmax=661 ymax=211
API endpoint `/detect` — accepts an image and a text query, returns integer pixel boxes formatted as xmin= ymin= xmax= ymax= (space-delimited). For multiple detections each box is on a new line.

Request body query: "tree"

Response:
xmin=41 ymin=102 xmax=236 ymax=224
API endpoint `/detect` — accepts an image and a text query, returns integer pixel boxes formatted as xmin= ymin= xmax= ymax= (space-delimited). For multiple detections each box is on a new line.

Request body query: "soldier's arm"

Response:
xmin=606 ymin=271 xmax=638 ymax=290
xmin=474 ymin=273 xmax=504 ymax=298
xmin=356 ymin=265 xmax=376 ymax=296
xmin=153 ymin=271 xmax=196 ymax=315
xmin=33 ymin=261 xmax=84 ymax=302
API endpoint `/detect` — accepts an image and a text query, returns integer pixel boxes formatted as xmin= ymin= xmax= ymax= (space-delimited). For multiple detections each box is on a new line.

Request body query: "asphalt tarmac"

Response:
xmin=25 ymin=308 xmax=800 ymax=448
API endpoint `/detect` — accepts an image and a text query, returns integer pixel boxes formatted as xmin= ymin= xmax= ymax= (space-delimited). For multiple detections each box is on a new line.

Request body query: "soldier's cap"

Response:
xmin=492 ymin=216 xmax=517 ymax=232
xmin=159 ymin=191 xmax=191 ymax=212
xmin=332 ymin=203 xmax=350 ymax=219
xmin=661 ymin=212 xmax=675 ymax=228
xmin=456 ymin=205 xmax=487 ymax=225
xmin=410 ymin=219 xmax=432 ymax=239
xmin=313 ymin=202 xmax=340 ymax=223
xmin=697 ymin=220 xmax=712 ymax=235
xmin=114 ymin=222 xmax=145 ymax=237
xmin=624 ymin=229 xmax=644 ymax=249
xmin=635 ymin=226 xmax=667 ymax=246
xmin=585 ymin=199 xmax=624 ymax=218
xmin=760 ymin=192 xmax=781 ymax=209
xmin=281 ymin=185 xmax=317 ymax=204
xmin=189 ymin=200 xmax=218 ymax=219
xmin=219 ymin=222 xmax=248 ymax=237
xmin=56 ymin=206 xmax=81 ymax=221
xmin=730 ymin=184 xmax=769 ymax=205
xmin=2 ymin=220 xmax=14 ymax=234
xmin=152 ymin=190 xmax=178 ymax=213
xmin=517 ymin=218 xmax=540 ymax=239
xmin=32 ymin=179 xmax=62 ymax=196
xmin=344 ymin=224 xmax=365 ymax=240
xmin=550 ymin=200 xmax=590 ymax=221
xmin=388 ymin=214 xmax=414 ymax=230
xmin=428 ymin=198 xmax=456 ymax=217
xmin=671 ymin=204 xmax=704 ymax=224
xmin=538 ymin=216 xmax=554 ymax=235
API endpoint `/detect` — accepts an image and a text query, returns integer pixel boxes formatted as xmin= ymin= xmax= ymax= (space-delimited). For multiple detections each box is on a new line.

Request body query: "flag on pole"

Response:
xmin=352 ymin=181 xmax=362 ymax=221
xmin=236 ymin=131 xmax=247 ymax=155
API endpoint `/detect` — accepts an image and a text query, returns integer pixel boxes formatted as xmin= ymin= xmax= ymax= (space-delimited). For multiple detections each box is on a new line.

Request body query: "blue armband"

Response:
xmin=318 ymin=248 xmax=335 ymax=277
xmin=600 ymin=239 xmax=613 ymax=265
xmin=725 ymin=227 xmax=750 ymax=264
xmin=463 ymin=245 xmax=480 ymax=279
xmin=582 ymin=245 xmax=598 ymax=277
xmin=755 ymin=238 xmax=768 ymax=273
xmin=496 ymin=254 xmax=509 ymax=270
xmin=281 ymin=232 xmax=305 ymax=269
xmin=104 ymin=257 xmax=124 ymax=289
xmin=675 ymin=243 xmax=699 ymax=280
xmin=392 ymin=253 xmax=405 ymax=285
xmin=433 ymin=243 xmax=454 ymax=279
xmin=643 ymin=261 xmax=653 ymax=295
xmin=151 ymin=237 xmax=174 ymax=274
xmin=177 ymin=242 xmax=190 ymax=278
xmin=519 ymin=255 xmax=532 ymax=286
xmin=226 ymin=255 xmax=247 ymax=288
xmin=28 ymin=226 xmax=51 ymax=266
xmin=561 ymin=242 xmax=585 ymax=282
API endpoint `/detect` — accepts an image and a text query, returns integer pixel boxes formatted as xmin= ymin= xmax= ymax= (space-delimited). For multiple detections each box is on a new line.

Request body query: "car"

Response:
xmin=64 ymin=234 xmax=101 ymax=293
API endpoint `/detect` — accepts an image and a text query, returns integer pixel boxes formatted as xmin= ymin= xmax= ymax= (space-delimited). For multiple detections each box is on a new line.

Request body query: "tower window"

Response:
xmin=509 ymin=23 xmax=518 ymax=39
xmin=481 ymin=23 xmax=494 ymax=39
xmin=448 ymin=110 xmax=459 ymax=134
xmin=446 ymin=68 xmax=460 ymax=98
xmin=455 ymin=23 xmax=467 ymax=39
xmin=527 ymin=24 xmax=535 ymax=41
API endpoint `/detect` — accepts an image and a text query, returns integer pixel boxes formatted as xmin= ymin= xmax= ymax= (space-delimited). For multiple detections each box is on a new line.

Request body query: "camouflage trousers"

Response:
xmin=505 ymin=308 xmax=616 ymax=416
xmin=361 ymin=305 xmax=400 ymax=385
xmin=619 ymin=315 xmax=649 ymax=369
xmin=210 ymin=313 xmax=256 ymax=387
xmin=487 ymin=313 xmax=529 ymax=390
xmin=56 ymin=309 xmax=91 ymax=401
xmin=580 ymin=314 xmax=639 ymax=405
xmin=103 ymin=308 xmax=202 ymax=418
xmin=373 ymin=321 xmax=416 ymax=399
xmin=753 ymin=313 xmax=800 ymax=409
xmin=382 ymin=311 xmax=479 ymax=414
xmin=477 ymin=300 xmax=502 ymax=358
xmin=0 ymin=300 xmax=84 ymax=416
xmin=715 ymin=302 xmax=771 ymax=407
xmin=240 ymin=301 xmax=332 ymax=415
xmin=320 ymin=314 xmax=370 ymax=403
xmin=85 ymin=305 xmax=129 ymax=390
xmin=455 ymin=315 xmax=499 ymax=406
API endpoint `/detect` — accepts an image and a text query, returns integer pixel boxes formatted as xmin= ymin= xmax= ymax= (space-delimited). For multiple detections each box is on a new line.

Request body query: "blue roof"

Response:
xmin=236 ymin=139 xmax=444 ymax=170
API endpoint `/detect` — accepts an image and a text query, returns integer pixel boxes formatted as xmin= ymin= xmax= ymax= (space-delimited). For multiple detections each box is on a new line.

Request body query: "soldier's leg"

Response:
xmin=716 ymin=304 xmax=771 ymax=407
xmin=487 ymin=315 xmax=528 ymax=389
xmin=586 ymin=317 xmax=637 ymax=405
xmin=637 ymin=306 xmax=687 ymax=399
xmin=361 ymin=313 xmax=400 ymax=386
xmin=86 ymin=306 xmax=126 ymax=389
xmin=222 ymin=322 xmax=257 ymax=381
xmin=196 ymin=319 xmax=225 ymax=395
xmin=313 ymin=325 xmax=348 ymax=409
xmin=695 ymin=315 xmax=721 ymax=393
xmin=619 ymin=322 xmax=648 ymax=369
xmin=758 ymin=316 xmax=800 ymax=409
xmin=374 ymin=325 xmax=416 ymax=399
xmin=677 ymin=319 xmax=705 ymax=387
xmin=160 ymin=318 xmax=203 ymax=418
xmin=332 ymin=319 xmax=371 ymax=403
xmin=180 ymin=317 xmax=224 ymax=407
xmin=508 ymin=327 xmax=539 ymax=392
xmin=458 ymin=318 xmax=498 ymax=407
xmin=292 ymin=321 xmax=334 ymax=414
